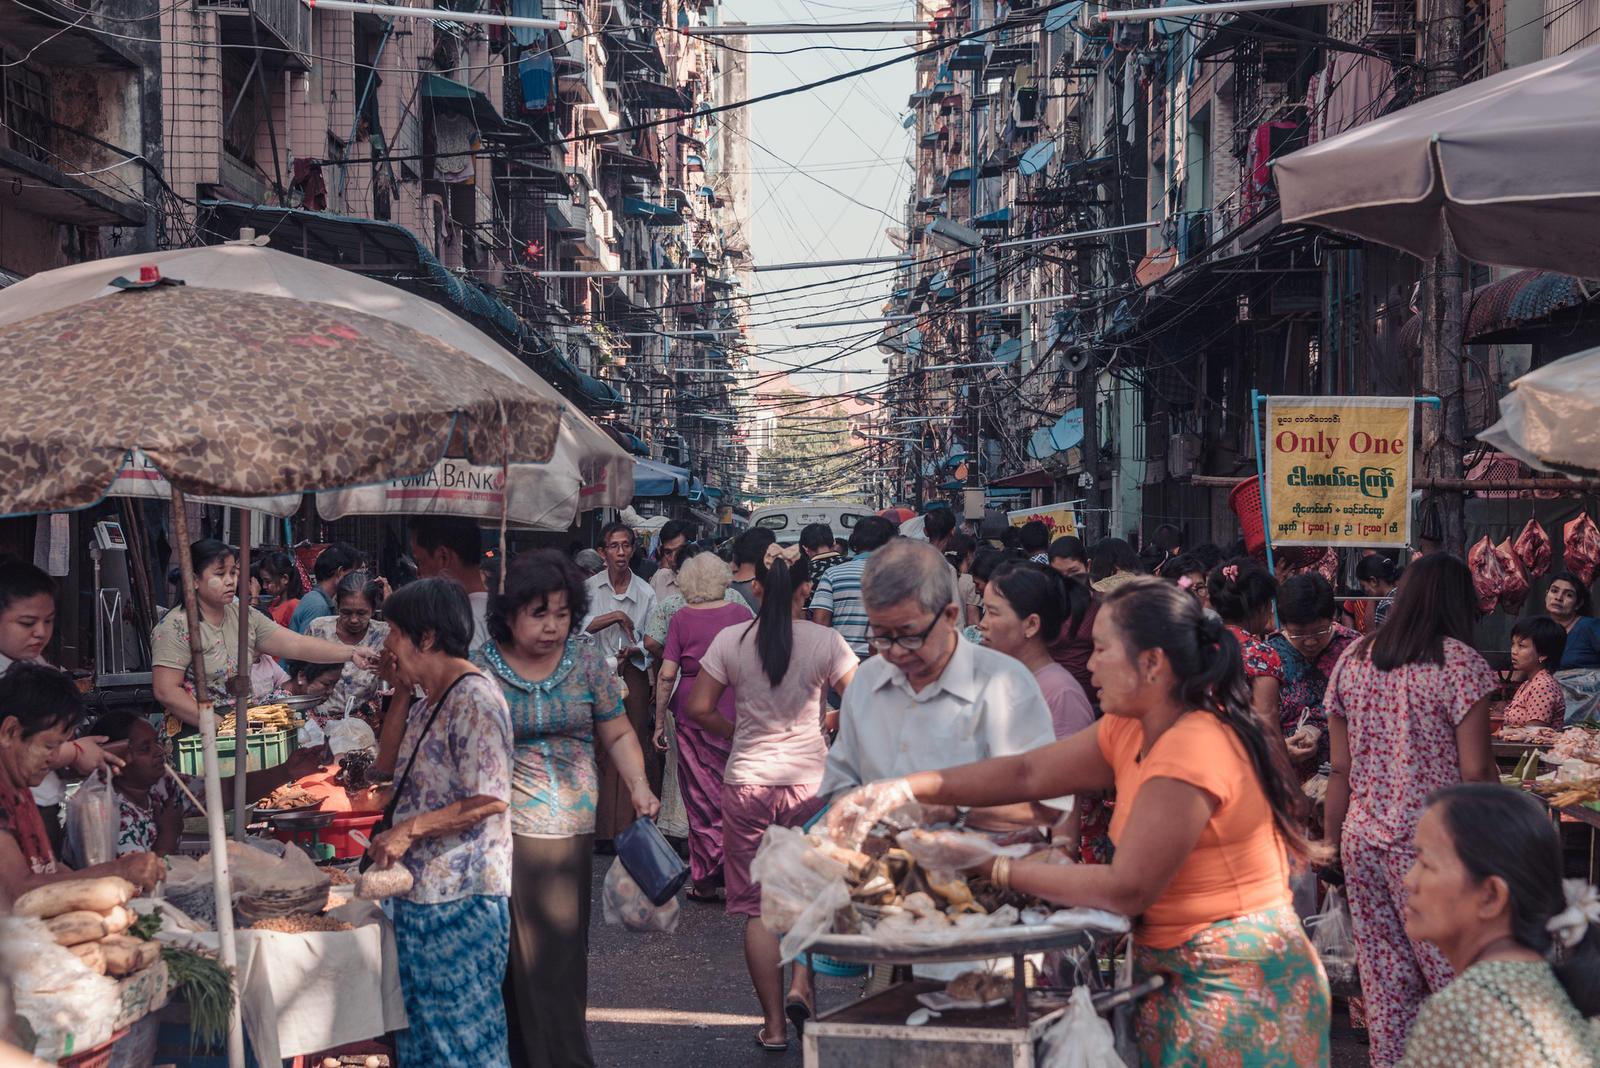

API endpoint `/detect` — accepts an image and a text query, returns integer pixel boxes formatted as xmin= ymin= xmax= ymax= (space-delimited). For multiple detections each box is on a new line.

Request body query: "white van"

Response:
xmin=748 ymin=504 xmax=873 ymax=547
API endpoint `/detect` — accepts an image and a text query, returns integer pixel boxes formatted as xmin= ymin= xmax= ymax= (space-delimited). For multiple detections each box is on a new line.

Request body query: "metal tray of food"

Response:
xmin=804 ymin=911 xmax=1131 ymax=966
xmin=270 ymin=693 xmax=326 ymax=712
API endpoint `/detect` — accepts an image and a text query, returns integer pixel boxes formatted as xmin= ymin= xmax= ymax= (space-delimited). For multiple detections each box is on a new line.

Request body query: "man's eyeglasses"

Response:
xmin=866 ymin=615 xmax=942 ymax=652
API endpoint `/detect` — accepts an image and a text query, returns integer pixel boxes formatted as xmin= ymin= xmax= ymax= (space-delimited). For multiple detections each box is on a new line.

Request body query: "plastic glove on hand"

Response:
xmin=825 ymin=778 xmax=921 ymax=850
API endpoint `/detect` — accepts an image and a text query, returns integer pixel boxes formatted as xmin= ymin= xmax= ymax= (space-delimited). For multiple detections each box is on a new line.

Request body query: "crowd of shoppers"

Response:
xmin=10 ymin=503 xmax=1600 ymax=1068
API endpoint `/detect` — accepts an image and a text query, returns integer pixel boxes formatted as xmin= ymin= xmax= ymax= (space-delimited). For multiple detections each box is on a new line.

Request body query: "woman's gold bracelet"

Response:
xmin=992 ymin=856 xmax=1012 ymax=891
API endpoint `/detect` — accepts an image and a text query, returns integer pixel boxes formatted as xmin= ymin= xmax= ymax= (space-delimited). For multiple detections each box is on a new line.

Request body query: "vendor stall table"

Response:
xmin=1551 ymin=802 xmax=1600 ymax=883
xmin=157 ymin=900 xmax=405 ymax=1066
xmin=799 ymin=914 xmax=1147 ymax=1068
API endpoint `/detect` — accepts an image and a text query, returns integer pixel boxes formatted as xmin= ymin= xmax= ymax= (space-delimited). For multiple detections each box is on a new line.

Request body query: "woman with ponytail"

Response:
xmin=686 ymin=555 xmax=859 ymax=1050
xmin=1398 ymin=784 xmax=1599 ymax=1064
xmin=1324 ymin=552 xmax=1500 ymax=1067
xmin=829 ymin=577 xmax=1329 ymax=1066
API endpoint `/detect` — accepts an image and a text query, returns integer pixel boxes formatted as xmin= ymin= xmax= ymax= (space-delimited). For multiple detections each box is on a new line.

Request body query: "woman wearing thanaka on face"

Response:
xmin=829 ymin=578 xmax=1330 ymax=1066
xmin=150 ymin=539 xmax=380 ymax=735
xmin=1396 ymin=784 xmax=1600 ymax=1065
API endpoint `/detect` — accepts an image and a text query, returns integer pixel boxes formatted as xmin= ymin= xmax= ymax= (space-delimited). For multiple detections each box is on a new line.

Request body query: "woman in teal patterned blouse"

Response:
xmin=475 ymin=549 xmax=659 ymax=1068
xmin=1399 ymin=784 xmax=1600 ymax=1067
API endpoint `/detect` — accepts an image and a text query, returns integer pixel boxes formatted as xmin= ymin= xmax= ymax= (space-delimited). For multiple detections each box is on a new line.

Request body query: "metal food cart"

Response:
xmin=798 ymin=914 xmax=1159 ymax=1067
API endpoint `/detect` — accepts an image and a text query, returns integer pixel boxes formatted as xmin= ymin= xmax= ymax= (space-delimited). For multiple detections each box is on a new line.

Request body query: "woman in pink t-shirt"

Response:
xmin=688 ymin=557 xmax=858 ymax=1052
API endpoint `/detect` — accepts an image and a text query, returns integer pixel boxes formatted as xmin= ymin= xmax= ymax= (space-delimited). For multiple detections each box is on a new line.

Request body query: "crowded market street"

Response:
xmin=5 ymin=0 xmax=1600 ymax=1065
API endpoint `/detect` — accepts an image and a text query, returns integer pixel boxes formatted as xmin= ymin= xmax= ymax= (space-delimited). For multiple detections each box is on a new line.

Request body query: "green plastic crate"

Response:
xmin=174 ymin=729 xmax=295 ymax=778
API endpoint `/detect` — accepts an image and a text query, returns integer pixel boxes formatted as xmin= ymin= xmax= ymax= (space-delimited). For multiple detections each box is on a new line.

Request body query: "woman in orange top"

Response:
xmin=832 ymin=578 xmax=1330 ymax=1067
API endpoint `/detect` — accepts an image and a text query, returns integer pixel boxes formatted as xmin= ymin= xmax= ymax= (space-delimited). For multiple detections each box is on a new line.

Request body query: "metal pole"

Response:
xmin=677 ymin=21 xmax=930 ymax=34
xmin=1098 ymin=0 xmax=1343 ymax=20
xmin=1419 ymin=0 xmax=1468 ymax=554
xmin=232 ymin=510 xmax=251 ymax=841
xmin=523 ymin=268 xmax=692 ymax=277
xmin=170 ymin=491 xmax=246 ymax=1068
xmin=1251 ymin=391 xmax=1275 ymax=574
xmin=304 ymin=0 xmax=566 ymax=28
xmin=990 ymin=220 xmax=1163 ymax=250
xmin=752 ymin=253 xmax=911 ymax=272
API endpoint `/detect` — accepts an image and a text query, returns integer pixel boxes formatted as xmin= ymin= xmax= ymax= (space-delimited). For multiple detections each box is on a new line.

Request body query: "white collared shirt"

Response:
xmin=583 ymin=570 xmax=658 ymax=671
xmin=819 ymin=636 xmax=1065 ymax=806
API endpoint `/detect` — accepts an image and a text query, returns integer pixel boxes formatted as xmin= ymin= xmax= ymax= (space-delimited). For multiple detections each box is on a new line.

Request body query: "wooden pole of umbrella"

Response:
xmin=170 ymin=490 xmax=249 ymax=1068
xmin=233 ymin=510 xmax=252 ymax=840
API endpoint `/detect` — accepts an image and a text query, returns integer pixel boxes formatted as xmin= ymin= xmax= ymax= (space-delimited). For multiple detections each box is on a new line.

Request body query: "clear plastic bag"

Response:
xmin=65 ymin=768 xmax=119 ymax=868
xmin=1307 ymin=886 xmax=1358 ymax=988
xmin=601 ymin=857 xmax=680 ymax=933
xmin=750 ymin=825 xmax=850 ymax=962
xmin=1038 ymin=986 xmax=1122 ymax=1068
xmin=356 ymin=865 xmax=414 ymax=900
xmin=0 ymin=916 xmax=120 ymax=1048
xmin=893 ymin=828 xmax=1037 ymax=871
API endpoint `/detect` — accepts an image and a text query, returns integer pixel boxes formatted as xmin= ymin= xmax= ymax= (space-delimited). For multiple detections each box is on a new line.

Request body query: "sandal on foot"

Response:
xmin=755 ymin=1028 xmax=788 ymax=1051
xmin=684 ymin=885 xmax=720 ymax=903
xmin=785 ymin=998 xmax=812 ymax=1033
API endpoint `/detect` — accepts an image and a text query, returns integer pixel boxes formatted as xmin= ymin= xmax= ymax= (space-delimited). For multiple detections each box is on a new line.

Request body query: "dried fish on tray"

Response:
xmin=752 ymin=822 xmax=1126 ymax=964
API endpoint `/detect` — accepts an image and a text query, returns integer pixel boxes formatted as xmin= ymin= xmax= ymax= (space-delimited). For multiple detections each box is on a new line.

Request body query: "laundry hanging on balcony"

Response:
xmin=517 ymin=52 xmax=556 ymax=112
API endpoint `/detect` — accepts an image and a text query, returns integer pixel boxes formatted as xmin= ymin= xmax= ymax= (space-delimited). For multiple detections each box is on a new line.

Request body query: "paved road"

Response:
xmin=583 ymin=857 xmax=1369 ymax=1066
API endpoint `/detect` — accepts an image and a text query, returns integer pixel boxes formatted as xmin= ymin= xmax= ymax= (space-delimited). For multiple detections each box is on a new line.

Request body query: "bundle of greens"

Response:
xmin=161 ymin=945 xmax=234 ymax=1051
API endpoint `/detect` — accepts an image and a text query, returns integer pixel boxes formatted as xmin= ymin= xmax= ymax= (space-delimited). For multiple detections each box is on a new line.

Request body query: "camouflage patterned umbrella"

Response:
xmin=0 ymin=272 xmax=563 ymax=1068
xmin=0 ymin=277 xmax=563 ymax=515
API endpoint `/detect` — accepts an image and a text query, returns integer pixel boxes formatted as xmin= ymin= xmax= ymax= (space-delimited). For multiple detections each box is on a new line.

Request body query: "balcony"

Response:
xmin=198 ymin=0 xmax=311 ymax=68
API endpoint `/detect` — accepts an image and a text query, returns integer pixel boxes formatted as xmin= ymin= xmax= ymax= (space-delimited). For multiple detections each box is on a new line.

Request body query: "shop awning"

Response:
xmin=1395 ymin=269 xmax=1598 ymax=354
xmin=989 ymin=467 xmax=1055 ymax=489
xmin=634 ymin=458 xmax=693 ymax=497
xmin=1043 ymin=1 xmax=1083 ymax=30
xmin=420 ymin=72 xmax=518 ymax=132
xmin=973 ymin=207 xmax=1010 ymax=229
xmin=623 ymin=196 xmax=683 ymax=225
xmin=944 ymin=167 xmax=974 ymax=187
xmin=629 ymin=80 xmax=690 ymax=111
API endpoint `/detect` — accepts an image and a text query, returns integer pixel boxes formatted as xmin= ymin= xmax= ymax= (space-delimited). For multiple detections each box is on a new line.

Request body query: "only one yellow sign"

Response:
xmin=1263 ymin=396 xmax=1413 ymax=547
xmin=1007 ymin=503 xmax=1078 ymax=538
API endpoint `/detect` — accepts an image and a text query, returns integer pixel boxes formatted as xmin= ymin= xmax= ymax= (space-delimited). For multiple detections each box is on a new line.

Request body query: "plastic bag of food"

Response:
xmin=1306 ymin=887 xmax=1358 ymax=988
xmin=1515 ymin=518 xmax=1553 ymax=579
xmin=601 ymin=857 xmax=680 ymax=933
xmin=356 ymin=865 xmax=414 ymax=900
xmin=1038 ymin=986 xmax=1121 ymax=1068
xmin=894 ymin=828 xmax=1038 ymax=872
xmin=1496 ymin=538 xmax=1531 ymax=613
xmin=749 ymin=825 xmax=850 ymax=962
xmin=64 ymin=768 xmax=119 ymax=869
xmin=0 ymin=916 xmax=121 ymax=1050
xmin=326 ymin=716 xmax=376 ymax=757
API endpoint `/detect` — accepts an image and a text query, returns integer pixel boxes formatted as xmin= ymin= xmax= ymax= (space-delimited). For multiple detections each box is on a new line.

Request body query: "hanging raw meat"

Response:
xmin=1496 ymin=538 xmax=1531 ymax=613
xmin=1513 ymin=518 xmax=1553 ymax=579
xmin=1468 ymin=535 xmax=1507 ymax=615
xmin=1563 ymin=514 xmax=1600 ymax=588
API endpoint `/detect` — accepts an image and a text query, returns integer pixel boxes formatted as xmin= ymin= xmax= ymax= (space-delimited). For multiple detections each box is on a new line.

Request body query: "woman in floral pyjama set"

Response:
xmin=1325 ymin=627 xmax=1498 ymax=1066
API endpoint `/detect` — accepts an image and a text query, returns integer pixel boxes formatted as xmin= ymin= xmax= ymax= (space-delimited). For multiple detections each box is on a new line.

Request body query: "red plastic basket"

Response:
xmin=1230 ymin=475 xmax=1267 ymax=557
xmin=57 ymin=1029 xmax=127 ymax=1068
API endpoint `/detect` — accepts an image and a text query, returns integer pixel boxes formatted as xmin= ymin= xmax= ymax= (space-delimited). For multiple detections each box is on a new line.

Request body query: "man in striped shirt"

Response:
xmin=810 ymin=515 xmax=897 ymax=658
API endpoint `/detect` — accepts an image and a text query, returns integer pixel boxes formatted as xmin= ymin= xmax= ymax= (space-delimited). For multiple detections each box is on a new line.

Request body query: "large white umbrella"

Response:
xmin=1275 ymin=43 xmax=1600 ymax=276
xmin=1478 ymin=344 xmax=1600 ymax=475
xmin=0 ymin=246 xmax=634 ymax=527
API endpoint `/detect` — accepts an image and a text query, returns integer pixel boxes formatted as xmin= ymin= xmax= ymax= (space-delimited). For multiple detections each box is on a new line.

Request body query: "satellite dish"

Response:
xmin=1062 ymin=345 xmax=1093 ymax=373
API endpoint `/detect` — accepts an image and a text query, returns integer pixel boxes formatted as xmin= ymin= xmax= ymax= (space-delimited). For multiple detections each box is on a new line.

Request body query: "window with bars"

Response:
xmin=1 ymin=51 xmax=51 ymax=163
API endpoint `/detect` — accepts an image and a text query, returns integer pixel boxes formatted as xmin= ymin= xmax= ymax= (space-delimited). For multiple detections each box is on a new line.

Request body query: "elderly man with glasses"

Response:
xmin=819 ymin=539 xmax=1067 ymax=833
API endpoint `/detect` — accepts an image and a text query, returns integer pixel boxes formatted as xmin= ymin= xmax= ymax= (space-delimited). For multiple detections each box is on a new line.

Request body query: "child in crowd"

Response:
xmin=1503 ymin=616 xmax=1568 ymax=728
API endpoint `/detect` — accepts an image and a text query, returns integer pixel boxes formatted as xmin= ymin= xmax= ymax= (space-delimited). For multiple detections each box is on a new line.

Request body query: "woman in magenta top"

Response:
xmin=654 ymin=552 xmax=752 ymax=900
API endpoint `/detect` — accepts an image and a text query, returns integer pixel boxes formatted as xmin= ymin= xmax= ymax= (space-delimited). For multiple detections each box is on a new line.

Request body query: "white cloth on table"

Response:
xmin=158 ymin=899 xmax=406 ymax=1067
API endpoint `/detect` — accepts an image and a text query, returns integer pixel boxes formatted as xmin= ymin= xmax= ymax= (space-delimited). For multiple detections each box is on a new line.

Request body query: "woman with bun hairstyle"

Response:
xmin=1325 ymin=552 xmax=1500 ymax=1066
xmin=830 ymin=578 xmax=1329 ymax=1066
xmin=1399 ymin=784 xmax=1600 ymax=1064
xmin=1207 ymin=558 xmax=1286 ymax=748
xmin=1357 ymin=554 xmax=1402 ymax=629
